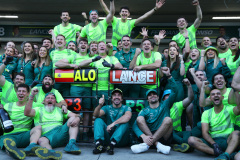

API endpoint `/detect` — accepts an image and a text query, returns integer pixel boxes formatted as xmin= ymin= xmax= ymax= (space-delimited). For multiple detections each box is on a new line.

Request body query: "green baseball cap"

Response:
xmin=146 ymin=89 xmax=157 ymax=97
xmin=205 ymin=46 xmax=219 ymax=55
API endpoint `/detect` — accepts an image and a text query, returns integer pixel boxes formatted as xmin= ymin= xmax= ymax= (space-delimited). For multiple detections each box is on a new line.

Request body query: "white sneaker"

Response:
xmin=156 ymin=142 xmax=171 ymax=154
xmin=131 ymin=143 xmax=149 ymax=154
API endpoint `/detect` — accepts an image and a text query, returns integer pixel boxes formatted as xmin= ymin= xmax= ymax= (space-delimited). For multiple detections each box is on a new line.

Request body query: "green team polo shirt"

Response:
xmin=201 ymin=105 xmax=236 ymax=138
xmin=16 ymin=59 xmax=34 ymax=86
xmin=0 ymin=54 xmax=17 ymax=83
xmin=50 ymin=49 xmax=77 ymax=74
xmin=33 ymin=107 xmax=70 ymax=135
xmin=90 ymin=56 xmax=120 ymax=90
xmin=136 ymin=51 xmax=162 ymax=89
xmin=114 ymin=48 xmax=136 ymax=68
xmin=54 ymin=23 xmax=82 ymax=43
xmin=31 ymin=86 xmax=64 ymax=104
xmin=67 ymin=53 xmax=93 ymax=87
xmin=101 ymin=104 xmax=131 ymax=125
xmin=218 ymin=49 xmax=232 ymax=59
xmin=111 ymin=17 xmax=136 ymax=46
xmin=1 ymin=80 xmax=18 ymax=105
xmin=225 ymin=55 xmax=240 ymax=75
xmin=80 ymin=19 xmax=109 ymax=44
xmin=172 ymin=25 xmax=198 ymax=49
xmin=34 ymin=62 xmax=53 ymax=84
xmin=3 ymin=102 xmax=35 ymax=135
xmin=170 ymin=101 xmax=184 ymax=132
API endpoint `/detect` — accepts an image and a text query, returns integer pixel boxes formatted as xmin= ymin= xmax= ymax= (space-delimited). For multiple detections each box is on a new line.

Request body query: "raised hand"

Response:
xmin=99 ymin=95 xmax=105 ymax=106
xmin=140 ymin=27 xmax=148 ymax=38
xmin=155 ymin=0 xmax=166 ymax=10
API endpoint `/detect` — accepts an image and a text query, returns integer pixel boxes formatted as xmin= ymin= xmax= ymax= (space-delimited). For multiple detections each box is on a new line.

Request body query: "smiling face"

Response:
xmin=67 ymin=42 xmax=77 ymax=52
xmin=38 ymin=47 xmax=47 ymax=58
xmin=111 ymin=92 xmax=123 ymax=106
xmin=177 ymin=18 xmax=188 ymax=29
xmin=206 ymin=49 xmax=217 ymax=59
xmin=14 ymin=75 xmax=25 ymax=88
xmin=120 ymin=8 xmax=130 ymax=20
xmin=217 ymin=37 xmax=228 ymax=49
xmin=42 ymin=39 xmax=52 ymax=49
xmin=147 ymin=92 xmax=159 ymax=104
xmin=78 ymin=40 xmax=88 ymax=53
xmin=117 ymin=41 xmax=123 ymax=50
xmin=141 ymin=40 xmax=152 ymax=54
xmin=55 ymin=35 xmax=66 ymax=49
xmin=190 ymin=48 xmax=200 ymax=61
xmin=121 ymin=37 xmax=131 ymax=50
xmin=44 ymin=94 xmax=57 ymax=108
xmin=195 ymin=71 xmax=206 ymax=81
xmin=168 ymin=46 xmax=178 ymax=59
xmin=90 ymin=42 xmax=98 ymax=54
xmin=202 ymin=37 xmax=212 ymax=48
xmin=213 ymin=74 xmax=226 ymax=90
xmin=61 ymin=12 xmax=70 ymax=23
xmin=42 ymin=76 xmax=54 ymax=88
xmin=5 ymin=47 xmax=15 ymax=57
xmin=24 ymin=43 xmax=33 ymax=55
xmin=6 ymin=42 xmax=15 ymax=49
xmin=98 ymin=42 xmax=107 ymax=55
xmin=17 ymin=87 xmax=29 ymax=102
xmin=89 ymin=11 xmax=99 ymax=24
xmin=228 ymin=37 xmax=239 ymax=51
xmin=210 ymin=89 xmax=223 ymax=106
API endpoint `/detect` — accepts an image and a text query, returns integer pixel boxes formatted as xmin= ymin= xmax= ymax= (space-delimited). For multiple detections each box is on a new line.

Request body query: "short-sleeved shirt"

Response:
xmin=101 ymin=104 xmax=131 ymax=125
xmin=90 ymin=56 xmax=120 ymax=90
xmin=1 ymin=80 xmax=18 ymax=105
xmin=33 ymin=106 xmax=70 ymax=135
xmin=172 ymin=25 xmax=198 ymax=49
xmin=170 ymin=101 xmax=184 ymax=132
xmin=0 ymin=54 xmax=17 ymax=83
xmin=136 ymin=51 xmax=161 ymax=89
xmin=218 ymin=49 xmax=232 ymax=59
xmin=225 ymin=55 xmax=240 ymax=75
xmin=201 ymin=105 xmax=236 ymax=138
xmin=31 ymin=86 xmax=64 ymax=104
xmin=80 ymin=19 xmax=109 ymax=44
xmin=3 ymin=102 xmax=34 ymax=135
xmin=114 ymin=48 xmax=136 ymax=68
xmin=34 ymin=62 xmax=53 ymax=85
xmin=111 ymin=17 xmax=136 ymax=46
xmin=16 ymin=59 xmax=34 ymax=86
xmin=54 ymin=23 xmax=82 ymax=43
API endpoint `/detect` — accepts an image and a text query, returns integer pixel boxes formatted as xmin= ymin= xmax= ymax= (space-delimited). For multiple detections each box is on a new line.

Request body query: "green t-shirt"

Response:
xmin=201 ymin=105 xmax=236 ymax=138
xmin=50 ymin=49 xmax=77 ymax=74
xmin=54 ymin=23 xmax=82 ymax=43
xmin=170 ymin=101 xmax=184 ymax=132
xmin=33 ymin=107 xmax=70 ymax=135
xmin=90 ymin=56 xmax=120 ymax=90
xmin=16 ymin=59 xmax=34 ymax=86
xmin=136 ymin=51 xmax=161 ymax=89
xmin=225 ymin=55 xmax=240 ymax=75
xmin=111 ymin=17 xmax=136 ymax=46
xmin=3 ymin=102 xmax=34 ymax=135
xmin=218 ymin=49 xmax=232 ymax=59
xmin=34 ymin=62 xmax=53 ymax=85
xmin=80 ymin=19 xmax=109 ymax=44
xmin=67 ymin=53 xmax=93 ymax=87
xmin=172 ymin=25 xmax=198 ymax=49
xmin=1 ymin=80 xmax=18 ymax=105
xmin=0 ymin=54 xmax=17 ymax=83
xmin=101 ymin=104 xmax=131 ymax=125
xmin=31 ymin=86 xmax=64 ymax=104
xmin=114 ymin=48 xmax=136 ymax=68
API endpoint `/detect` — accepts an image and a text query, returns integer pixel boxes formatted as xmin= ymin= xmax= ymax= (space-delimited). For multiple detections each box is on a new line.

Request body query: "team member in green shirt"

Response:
xmin=133 ymin=39 xmax=162 ymax=101
xmin=131 ymin=67 xmax=177 ymax=154
xmin=216 ymin=36 xmax=232 ymax=59
xmin=188 ymin=89 xmax=240 ymax=160
xmin=92 ymin=88 xmax=132 ymax=155
xmin=172 ymin=0 xmax=202 ymax=50
xmin=201 ymin=37 xmax=212 ymax=49
xmin=78 ymin=41 xmax=123 ymax=107
xmin=0 ymin=47 xmax=17 ymax=83
xmin=89 ymin=41 xmax=99 ymax=57
xmin=99 ymin=0 xmax=166 ymax=47
xmin=50 ymin=34 xmax=77 ymax=97
xmin=53 ymin=11 xmax=82 ymax=43
xmin=79 ymin=0 xmax=115 ymax=43
xmin=33 ymin=46 xmax=52 ymax=86
xmin=0 ymin=84 xmax=42 ymax=159
xmin=16 ymin=42 xmax=35 ymax=86
xmin=25 ymin=89 xmax=82 ymax=159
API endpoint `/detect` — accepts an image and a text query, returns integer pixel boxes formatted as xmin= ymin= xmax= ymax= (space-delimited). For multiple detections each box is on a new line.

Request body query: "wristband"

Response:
xmin=154 ymin=8 xmax=157 ymax=12
xmin=111 ymin=64 xmax=115 ymax=69
xmin=185 ymin=37 xmax=189 ymax=39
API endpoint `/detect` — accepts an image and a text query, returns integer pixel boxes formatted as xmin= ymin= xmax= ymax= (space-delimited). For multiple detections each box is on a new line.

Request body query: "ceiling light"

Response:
xmin=0 ymin=15 xmax=18 ymax=18
xmin=212 ymin=17 xmax=240 ymax=20
xmin=99 ymin=17 xmax=132 ymax=20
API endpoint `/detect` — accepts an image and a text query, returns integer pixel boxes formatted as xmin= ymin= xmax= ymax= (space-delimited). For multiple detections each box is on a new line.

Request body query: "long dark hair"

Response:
xmin=167 ymin=46 xmax=180 ymax=72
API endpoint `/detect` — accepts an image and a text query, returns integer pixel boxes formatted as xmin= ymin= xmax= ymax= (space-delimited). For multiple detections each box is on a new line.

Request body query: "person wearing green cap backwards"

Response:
xmin=25 ymin=89 xmax=82 ymax=159
xmin=188 ymin=89 xmax=240 ymax=160
xmin=92 ymin=88 xmax=132 ymax=155
xmin=78 ymin=0 xmax=115 ymax=44
xmin=131 ymin=67 xmax=177 ymax=154
xmin=98 ymin=0 xmax=166 ymax=49
xmin=0 ymin=84 xmax=42 ymax=160
xmin=199 ymin=46 xmax=231 ymax=84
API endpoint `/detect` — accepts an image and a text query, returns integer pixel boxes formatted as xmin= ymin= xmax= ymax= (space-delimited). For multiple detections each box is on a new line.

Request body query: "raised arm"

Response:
xmin=135 ymin=0 xmax=165 ymax=25
xmin=24 ymin=88 xmax=37 ymax=117
xmin=105 ymin=0 xmax=115 ymax=24
xmin=231 ymin=66 xmax=240 ymax=91
xmin=183 ymin=31 xmax=190 ymax=61
xmin=153 ymin=30 xmax=166 ymax=52
xmin=179 ymin=55 xmax=185 ymax=76
xmin=199 ymin=81 xmax=212 ymax=107
xmin=193 ymin=0 xmax=203 ymax=29
xmin=199 ymin=50 xmax=206 ymax=71
xmin=129 ymin=48 xmax=141 ymax=69
xmin=99 ymin=0 xmax=110 ymax=15
xmin=93 ymin=95 xmax=105 ymax=118
xmin=182 ymin=78 xmax=194 ymax=108
xmin=82 ymin=12 xmax=89 ymax=25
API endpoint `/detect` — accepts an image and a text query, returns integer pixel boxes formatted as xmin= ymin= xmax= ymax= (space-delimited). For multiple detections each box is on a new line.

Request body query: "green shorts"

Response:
xmin=42 ymin=122 xmax=69 ymax=148
xmin=200 ymin=137 xmax=228 ymax=151
xmin=70 ymin=86 xmax=92 ymax=109
xmin=0 ymin=131 xmax=30 ymax=149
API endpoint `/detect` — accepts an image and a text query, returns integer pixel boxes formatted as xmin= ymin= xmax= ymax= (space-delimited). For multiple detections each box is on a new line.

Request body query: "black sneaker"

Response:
xmin=93 ymin=141 xmax=105 ymax=154
xmin=106 ymin=143 xmax=114 ymax=155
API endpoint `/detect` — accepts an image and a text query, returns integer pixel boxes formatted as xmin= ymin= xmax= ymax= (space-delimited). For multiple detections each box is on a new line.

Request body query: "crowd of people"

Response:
xmin=0 ymin=0 xmax=240 ymax=160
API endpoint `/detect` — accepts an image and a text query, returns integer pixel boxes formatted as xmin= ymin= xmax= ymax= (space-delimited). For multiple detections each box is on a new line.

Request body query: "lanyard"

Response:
xmin=21 ymin=59 xmax=30 ymax=72
xmin=37 ymin=63 xmax=45 ymax=80
xmin=122 ymin=51 xmax=132 ymax=63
